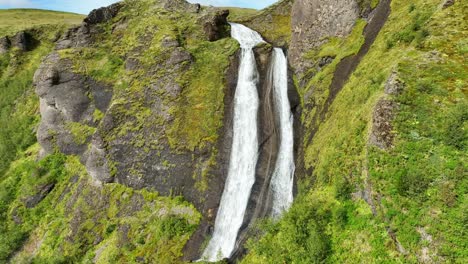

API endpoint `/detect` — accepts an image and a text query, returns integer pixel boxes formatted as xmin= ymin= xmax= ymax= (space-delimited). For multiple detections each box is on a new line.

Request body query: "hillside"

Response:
xmin=0 ymin=0 xmax=466 ymax=263
xmin=0 ymin=9 xmax=84 ymax=37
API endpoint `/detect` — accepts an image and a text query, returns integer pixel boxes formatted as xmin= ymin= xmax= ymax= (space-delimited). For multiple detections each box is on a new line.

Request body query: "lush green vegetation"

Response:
xmin=231 ymin=0 xmax=293 ymax=46
xmin=0 ymin=9 xmax=84 ymax=37
xmin=0 ymin=6 xmax=203 ymax=262
xmin=0 ymin=24 xmax=70 ymax=178
xmin=243 ymin=0 xmax=467 ymax=263
xmin=0 ymin=148 xmax=201 ymax=263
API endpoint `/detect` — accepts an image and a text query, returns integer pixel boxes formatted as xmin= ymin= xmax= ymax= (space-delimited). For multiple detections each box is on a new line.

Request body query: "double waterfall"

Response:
xmin=201 ymin=23 xmax=295 ymax=262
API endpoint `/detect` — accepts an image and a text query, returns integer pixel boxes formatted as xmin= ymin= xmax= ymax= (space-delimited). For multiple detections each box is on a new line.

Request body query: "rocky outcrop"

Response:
xmin=56 ymin=3 xmax=121 ymax=49
xmin=369 ymin=70 xmax=404 ymax=149
xmin=0 ymin=36 xmax=11 ymax=54
xmin=34 ymin=52 xmax=113 ymax=157
xmin=203 ymin=10 xmax=230 ymax=41
xmin=289 ymin=0 xmax=360 ymax=75
xmin=11 ymin=31 xmax=30 ymax=51
xmin=369 ymin=99 xmax=397 ymax=149
xmin=0 ymin=31 xmax=35 ymax=53
xmin=85 ymin=3 xmax=122 ymax=25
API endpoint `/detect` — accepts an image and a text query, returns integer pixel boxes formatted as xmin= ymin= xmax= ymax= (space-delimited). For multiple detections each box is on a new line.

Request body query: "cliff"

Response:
xmin=0 ymin=0 xmax=466 ymax=263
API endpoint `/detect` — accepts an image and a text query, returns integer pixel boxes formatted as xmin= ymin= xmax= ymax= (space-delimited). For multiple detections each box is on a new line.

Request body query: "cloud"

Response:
xmin=0 ymin=0 xmax=34 ymax=7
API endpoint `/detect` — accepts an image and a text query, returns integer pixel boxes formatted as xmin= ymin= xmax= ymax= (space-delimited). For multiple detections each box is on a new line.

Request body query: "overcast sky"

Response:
xmin=0 ymin=0 xmax=277 ymax=14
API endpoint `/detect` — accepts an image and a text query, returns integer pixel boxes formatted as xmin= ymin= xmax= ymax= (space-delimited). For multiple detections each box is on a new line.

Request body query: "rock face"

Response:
xmin=369 ymin=99 xmax=397 ymax=149
xmin=289 ymin=0 xmax=360 ymax=75
xmin=34 ymin=52 xmax=113 ymax=157
xmin=35 ymin=0 xmax=238 ymax=260
xmin=203 ymin=10 xmax=231 ymax=41
xmin=85 ymin=3 xmax=122 ymax=25
xmin=0 ymin=36 xmax=11 ymax=54
xmin=0 ymin=31 xmax=35 ymax=53
xmin=56 ymin=3 xmax=122 ymax=49
xmin=11 ymin=31 xmax=30 ymax=51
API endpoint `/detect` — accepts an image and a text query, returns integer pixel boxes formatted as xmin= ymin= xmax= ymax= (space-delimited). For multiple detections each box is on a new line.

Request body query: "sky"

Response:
xmin=0 ymin=0 xmax=278 ymax=14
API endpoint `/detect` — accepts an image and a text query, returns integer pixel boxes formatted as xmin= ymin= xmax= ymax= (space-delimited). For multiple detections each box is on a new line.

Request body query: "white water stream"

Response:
xmin=269 ymin=48 xmax=295 ymax=217
xmin=201 ymin=24 xmax=295 ymax=262
xmin=201 ymin=23 xmax=264 ymax=261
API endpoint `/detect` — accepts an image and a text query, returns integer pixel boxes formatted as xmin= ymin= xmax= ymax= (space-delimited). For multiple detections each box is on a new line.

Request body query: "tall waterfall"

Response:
xmin=201 ymin=23 xmax=264 ymax=262
xmin=269 ymin=48 xmax=295 ymax=217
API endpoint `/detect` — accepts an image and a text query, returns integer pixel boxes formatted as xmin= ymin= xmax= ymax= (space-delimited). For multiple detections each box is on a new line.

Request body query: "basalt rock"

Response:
xmin=203 ymin=10 xmax=231 ymax=41
xmin=56 ymin=3 xmax=122 ymax=50
xmin=11 ymin=31 xmax=30 ymax=51
xmin=369 ymin=99 xmax=397 ymax=149
xmin=289 ymin=0 xmax=359 ymax=75
xmin=34 ymin=52 xmax=113 ymax=157
xmin=85 ymin=3 xmax=122 ymax=25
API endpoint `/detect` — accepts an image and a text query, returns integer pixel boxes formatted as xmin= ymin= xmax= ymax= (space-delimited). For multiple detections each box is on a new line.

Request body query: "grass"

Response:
xmin=0 ymin=9 xmax=84 ymax=37
xmin=0 ymin=149 xmax=201 ymax=263
xmin=0 ymin=24 xmax=70 ymax=178
xmin=231 ymin=0 xmax=293 ymax=46
xmin=243 ymin=0 xmax=467 ymax=262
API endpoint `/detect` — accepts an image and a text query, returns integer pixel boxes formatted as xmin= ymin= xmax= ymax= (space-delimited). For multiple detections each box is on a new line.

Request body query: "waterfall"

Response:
xmin=201 ymin=23 xmax=264 ymax=262
xmin=269 ymin=48 xmax=295 ymax=217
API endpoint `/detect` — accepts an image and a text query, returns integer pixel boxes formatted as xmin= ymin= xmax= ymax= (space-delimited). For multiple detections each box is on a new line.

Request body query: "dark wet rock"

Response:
xmin=24 ymin=183 xmax=55 ymax=208
xmin=85 ymin=3 xmax=122 ymax=25
xmin=0 ymin=36 xmax=11 ymax=54
xmin=369 ymin=99 xmax=397 ymax=149
xmin=203 ymin=10 xmax=230 ymax=41
xmin=443 ymin=0 xmax=455 ymax=8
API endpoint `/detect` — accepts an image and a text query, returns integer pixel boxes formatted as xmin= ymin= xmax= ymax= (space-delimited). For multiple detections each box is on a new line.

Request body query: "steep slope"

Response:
xmin=243 ymin=0 xmax=467 ymax=263
xmin=0 ymin=1 xmax=236 ymax=262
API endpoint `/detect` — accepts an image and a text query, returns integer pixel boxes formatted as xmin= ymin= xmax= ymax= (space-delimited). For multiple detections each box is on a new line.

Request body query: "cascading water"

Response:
xmin=201 ymin=23 xmax=264 ymax=262
xmin=269 ymin=48 xmax=295 ymax=217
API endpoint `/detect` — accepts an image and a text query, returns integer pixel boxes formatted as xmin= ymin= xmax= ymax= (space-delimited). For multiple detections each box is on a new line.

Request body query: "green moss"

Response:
xmin=234 ymin=0 xmax=293 ymax=46
xmin=168 ymin=38 xmax=239 ymax=151
xmin=245 ymin=0 xmax=467 ymax=262
xmin=2 ymin=150 xmax=201 ymax=263
xmin=93 ymin=108 xmax=105 ymax=123
xmin=0 ymin=25 xmax=68 ymax=177
xmin=66 ymin=122 xmax=97 ymax=145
